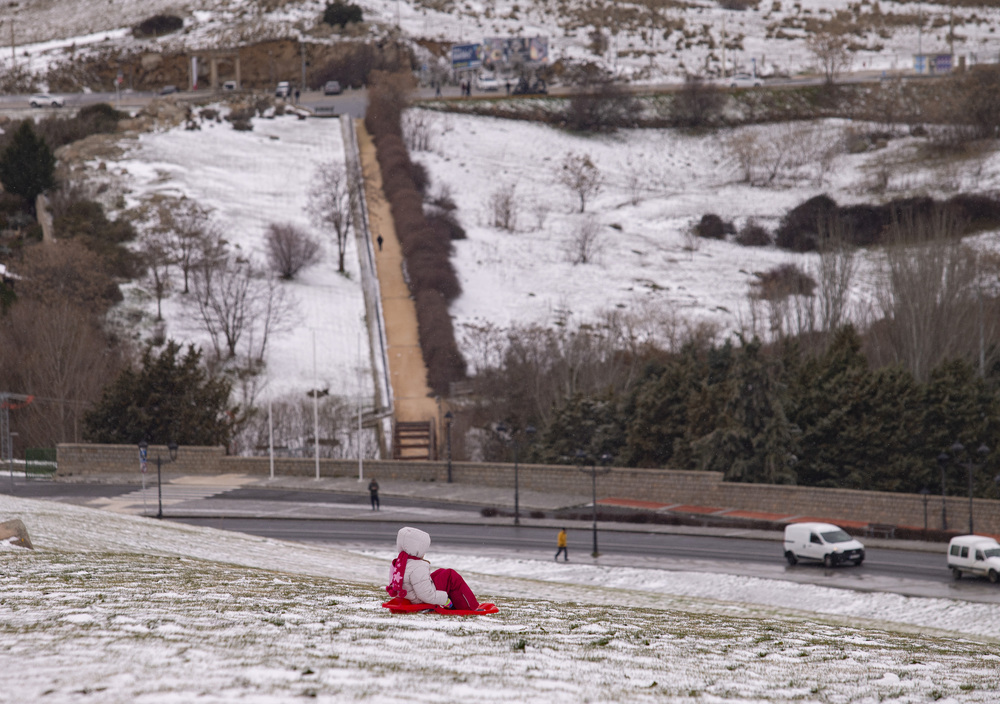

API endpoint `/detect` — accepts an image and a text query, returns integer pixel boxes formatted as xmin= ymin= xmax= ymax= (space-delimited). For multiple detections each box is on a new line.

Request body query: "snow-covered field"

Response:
xmin=3 ymin=492 xmax=1000 ymax=703
xmin=111 ymin=112 xmax=372 ymax=404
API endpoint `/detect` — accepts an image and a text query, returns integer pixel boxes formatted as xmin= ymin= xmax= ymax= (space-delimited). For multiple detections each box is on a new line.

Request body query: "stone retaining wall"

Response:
xmin=56 ymin=443 xmax=1000 ymax=534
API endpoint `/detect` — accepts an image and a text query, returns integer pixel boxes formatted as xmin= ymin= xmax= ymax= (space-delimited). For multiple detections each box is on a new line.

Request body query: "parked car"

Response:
xmin=947 ymin=535 xmax=1000 ymax=582
xmin=512 ymin=77 xmax=547 ymax=95
xmin=725 ymin=73 xmax=762 ymax=88
xmin=159 ymin=85 xmax=178 ymax=95
xmin=475 ymin=73 xmax=500 ymax=92
xmin=323 ymin=80 xmax=342 ymax=95
xmin=29 ymin=93 xmax=64 ymax=107
xmin=783 ymin=522 xmax=865 ymax=567
xmin=275 ymin=81 xmax=291 ymax=98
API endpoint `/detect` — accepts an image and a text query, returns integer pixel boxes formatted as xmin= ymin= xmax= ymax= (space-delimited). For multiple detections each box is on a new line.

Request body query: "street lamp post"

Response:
xmin=577 ymin=450 xmax=613 ymax=558
xmin=919 ymin=486 xmax=930 ymax=536
xmin=496 ymin=423 xmax=535 ymax=526
xmin=444 ymin=411 xmax=454 ymax=484
xmin=949 ymin=441 xmax=989 ymax=535
xmin=937 ymin=452 xmax=949 ymax=531
xmin=138 ymin=440 xmax=178 ymax=519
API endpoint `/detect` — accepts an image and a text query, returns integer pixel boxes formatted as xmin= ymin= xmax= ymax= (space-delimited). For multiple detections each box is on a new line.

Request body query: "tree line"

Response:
xmin=465 ymin=323 xmax=1000 ymax=499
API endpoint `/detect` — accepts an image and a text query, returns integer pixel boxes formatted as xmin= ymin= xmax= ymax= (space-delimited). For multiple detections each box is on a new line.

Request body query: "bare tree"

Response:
xmin=141 ymin=226 xmax=174 ymax=321
xmin=807 ymin=28 xmax=852 ymax=84
xmin=565 ymin=217 xmax=604 ymax=265
xmin=0 ymin=299 xmax=124 ymax=447
xmin=189 ymin=252 xmax=295 ymax=363
xmin=308 ymin=162 xmax=353 ymax=274
xmin=558 ymin=152 xmax=603 ymax=213
xmin=871 ymin=208 xmax=979 ymax=381
xmin=265 ymin=222 xmax=321 ymax=279
xmin=487 ymin=182 xmax=518 ymax=231
xmin=814 ymin=216 xmax=858 ymax=333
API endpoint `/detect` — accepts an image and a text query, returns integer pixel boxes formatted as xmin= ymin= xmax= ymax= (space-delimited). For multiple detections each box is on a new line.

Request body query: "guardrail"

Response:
xmin=340 ymin=115 xmax=394 ymax=458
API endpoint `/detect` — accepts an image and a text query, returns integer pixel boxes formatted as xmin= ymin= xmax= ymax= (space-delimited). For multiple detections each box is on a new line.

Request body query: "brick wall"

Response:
xmin=56 ymin=443 xmax=1000 ymax=534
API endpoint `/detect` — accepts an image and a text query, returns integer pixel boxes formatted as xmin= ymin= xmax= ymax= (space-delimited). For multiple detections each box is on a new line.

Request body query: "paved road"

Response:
xmin=12 ymin=477 xmax=1000 ymax=602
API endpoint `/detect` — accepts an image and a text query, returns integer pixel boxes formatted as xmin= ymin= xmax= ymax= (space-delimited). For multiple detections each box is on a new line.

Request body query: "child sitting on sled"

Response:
xmin=386 ymin=526 xmax=480 ymax=610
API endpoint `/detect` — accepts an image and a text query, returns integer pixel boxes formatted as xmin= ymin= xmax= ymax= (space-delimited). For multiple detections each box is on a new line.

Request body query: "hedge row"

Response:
xmin=364 ymin=73 xmax=466 ymax=396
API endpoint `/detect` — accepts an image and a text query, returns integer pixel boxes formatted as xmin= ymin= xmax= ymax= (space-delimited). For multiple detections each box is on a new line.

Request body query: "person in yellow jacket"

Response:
xmin=555 ymin=527 xmax=568 ymax=562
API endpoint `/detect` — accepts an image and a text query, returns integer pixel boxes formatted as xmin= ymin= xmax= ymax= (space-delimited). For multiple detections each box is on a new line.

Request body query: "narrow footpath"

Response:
xmin=355 ymin=121 xmax=440 ymax=431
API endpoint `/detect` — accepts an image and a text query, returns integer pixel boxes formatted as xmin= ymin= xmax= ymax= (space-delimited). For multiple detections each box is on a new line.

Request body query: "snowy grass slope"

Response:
xmin=3 ymin=493 xmax=1000 ymax=703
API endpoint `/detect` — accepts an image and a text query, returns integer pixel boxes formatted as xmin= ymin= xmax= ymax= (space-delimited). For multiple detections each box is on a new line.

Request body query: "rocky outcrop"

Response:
xmin=0 ymin=518 xmax=33 ymax=549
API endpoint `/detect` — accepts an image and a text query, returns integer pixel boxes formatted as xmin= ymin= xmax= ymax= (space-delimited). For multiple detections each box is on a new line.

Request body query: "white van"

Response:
xmin=947 ymin=535 xmax=1000 ymax=583
xmin=783 ymin=522 xmax=865 ymax=567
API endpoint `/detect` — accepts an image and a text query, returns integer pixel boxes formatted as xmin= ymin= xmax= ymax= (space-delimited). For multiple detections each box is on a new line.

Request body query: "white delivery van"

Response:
xmin=947 ymin=535 xmax=1000 ymax=583
xmin=783 ymin=522 xmax=865 ymax=567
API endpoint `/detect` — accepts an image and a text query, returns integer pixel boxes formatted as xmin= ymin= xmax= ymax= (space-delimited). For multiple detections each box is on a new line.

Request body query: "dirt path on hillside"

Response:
xmin=356 ymin=121 xmax=441 ymax=433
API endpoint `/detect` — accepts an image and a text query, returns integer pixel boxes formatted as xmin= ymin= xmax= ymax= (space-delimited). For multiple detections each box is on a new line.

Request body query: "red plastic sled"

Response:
xmin=382 ymin=596 xmax=499 ymax=615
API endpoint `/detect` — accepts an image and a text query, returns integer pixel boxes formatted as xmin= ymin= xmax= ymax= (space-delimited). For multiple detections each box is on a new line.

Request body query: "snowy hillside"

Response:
xmin=7 ymin=0 xmax=1000 ymax=87
xmin=3 ymin=492 xmax=1000 ymax=702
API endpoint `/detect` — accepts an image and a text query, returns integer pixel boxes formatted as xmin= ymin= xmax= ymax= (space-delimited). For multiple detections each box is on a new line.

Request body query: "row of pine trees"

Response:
xmin=518 ymin=326 xmax=1000 ymax=498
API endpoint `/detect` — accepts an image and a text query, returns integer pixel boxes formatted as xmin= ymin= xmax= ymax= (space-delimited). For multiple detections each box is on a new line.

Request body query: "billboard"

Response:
xmin=451 ymin=43 xmax=482 ymax=70
xmin=481 ymin=37 xmax=549 ymax=69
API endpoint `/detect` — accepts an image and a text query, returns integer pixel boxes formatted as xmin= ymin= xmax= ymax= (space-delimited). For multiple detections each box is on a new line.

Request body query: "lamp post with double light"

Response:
xmin=444 ymin=411 xmax=454 ymax=484
xmin=138 ymin=440 xmax=178 ymax=519
xmin=576 ymin=450 xmax=613 ymax=558
xmin=495 ymin=422 xmax=535 ymax=526
xmin=945 ymin=441 xmax=989 ymax=535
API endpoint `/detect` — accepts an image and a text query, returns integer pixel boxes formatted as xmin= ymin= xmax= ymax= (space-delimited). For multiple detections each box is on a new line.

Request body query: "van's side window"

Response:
xmin=976 ymin=550 xmax=985 ymax=561
xmin=961 ymin=547 xmax=969 ymax=558
xmin=810 ymin=533 xmax=822 ymax=545
xmin=951 ymin=545 xmax=961 ymax=556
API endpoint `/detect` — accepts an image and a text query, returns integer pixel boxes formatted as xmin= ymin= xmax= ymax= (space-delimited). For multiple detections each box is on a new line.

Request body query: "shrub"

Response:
xmin=409 ymin=160 xmax=430 ymax=195
xmin=133 ymin=14 xmax=183 ymax=38
xmin=774 ymin=194 xmax=837 ymax=251
xmin=670 ymin=75 xmax=725 ymax=129
xmin=323 ymin=2 xmax=363 ymax=28
xmin=562 ymin=80 xmax=639 ymax=133
xmin=694 ymin=213 xmax=728 ymax=239
xmin=735 ymin=219 xmax=771 ymax=247
xmin=416 ymin=288 xmax=467 ymax=395
xmin=426 ymin=210 xmax=466 ymax=241
xmin=265 ymin=223 xmax=321 ymax=280
xmin=751 ymin=263 xmax=816 ymax=300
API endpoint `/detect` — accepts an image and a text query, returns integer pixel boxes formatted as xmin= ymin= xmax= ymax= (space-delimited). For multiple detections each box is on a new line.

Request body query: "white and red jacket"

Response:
xmin=394 ymin=527 xmax=449 ymax=606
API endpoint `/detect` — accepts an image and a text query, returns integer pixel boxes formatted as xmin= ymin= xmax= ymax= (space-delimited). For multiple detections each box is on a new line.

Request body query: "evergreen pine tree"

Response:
xmin=83 ymin=340 xmax=233 ymax=446
xmin=694 ymin=338 xmax=797 ymax=484
xmin=0 ymin=122 xmax=55 ymax=215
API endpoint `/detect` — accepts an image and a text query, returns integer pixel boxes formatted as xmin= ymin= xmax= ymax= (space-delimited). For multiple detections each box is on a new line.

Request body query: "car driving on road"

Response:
xmin=724 ymin=73 xmax=762 ymax=88
xmin=30 ymin=93 xmax=64 ymax=107
xmin=783 ymin=522 xmax=865 ymax=567
xmin=323 ymin=80 xmax=342 ymax=95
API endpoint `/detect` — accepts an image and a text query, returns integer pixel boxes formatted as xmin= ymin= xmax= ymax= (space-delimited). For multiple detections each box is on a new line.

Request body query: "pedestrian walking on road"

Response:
xmin=376 ymin=234 xmax=384 ymax=251
xmin=368 ymin=478 xmax=380 ymax=511
xmin=555 ymin=527 xmax=568 ymax=561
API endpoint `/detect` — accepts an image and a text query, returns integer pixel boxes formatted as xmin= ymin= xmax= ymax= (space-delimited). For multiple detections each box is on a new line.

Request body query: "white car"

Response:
xmin=725 ymin=73 xmax=762 ymax=88
xmin=783 ymin=522 xmax=865 ymax=567
xmin=475 ymin=74 xmax=500 ymax=92
xmin=947 ymin=535 xmax=1000 ymax=583
xmin=275 ymin=81 xmax=291 ymax=98
xmin=29 ymin=93 xmax=64 ymax=107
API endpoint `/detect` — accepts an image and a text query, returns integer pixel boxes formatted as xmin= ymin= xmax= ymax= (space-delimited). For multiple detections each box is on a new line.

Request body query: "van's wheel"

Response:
xmin=785 ymin=551 xmax=797 ymax=566
xmin=952 ymin=567 xmax=962 ymax=581
xmin=853 ymin=556 xmax=864 ymax=566
xmin=823 ymin=554 xmax=836 ymax=568
xmin=990 ymin=569 xmax=999 ymax=584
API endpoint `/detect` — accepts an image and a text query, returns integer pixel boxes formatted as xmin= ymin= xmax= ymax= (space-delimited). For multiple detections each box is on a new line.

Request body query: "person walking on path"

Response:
xmin=555 ymin=527 xmax=568 ymax=561
xmin=376 ymin=234 xmax=383 ymax=251
xmin=368 ymin=478 xmax=380 ymax=511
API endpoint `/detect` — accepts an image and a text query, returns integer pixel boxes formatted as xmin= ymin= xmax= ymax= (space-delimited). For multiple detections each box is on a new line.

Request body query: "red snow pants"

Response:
xmin=431 ymin=568 xmax=480 ymax=610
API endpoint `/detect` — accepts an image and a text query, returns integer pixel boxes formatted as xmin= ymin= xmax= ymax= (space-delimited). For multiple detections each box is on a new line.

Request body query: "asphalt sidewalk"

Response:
xmin=44 ymin=470 xmax=943 ymax=553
